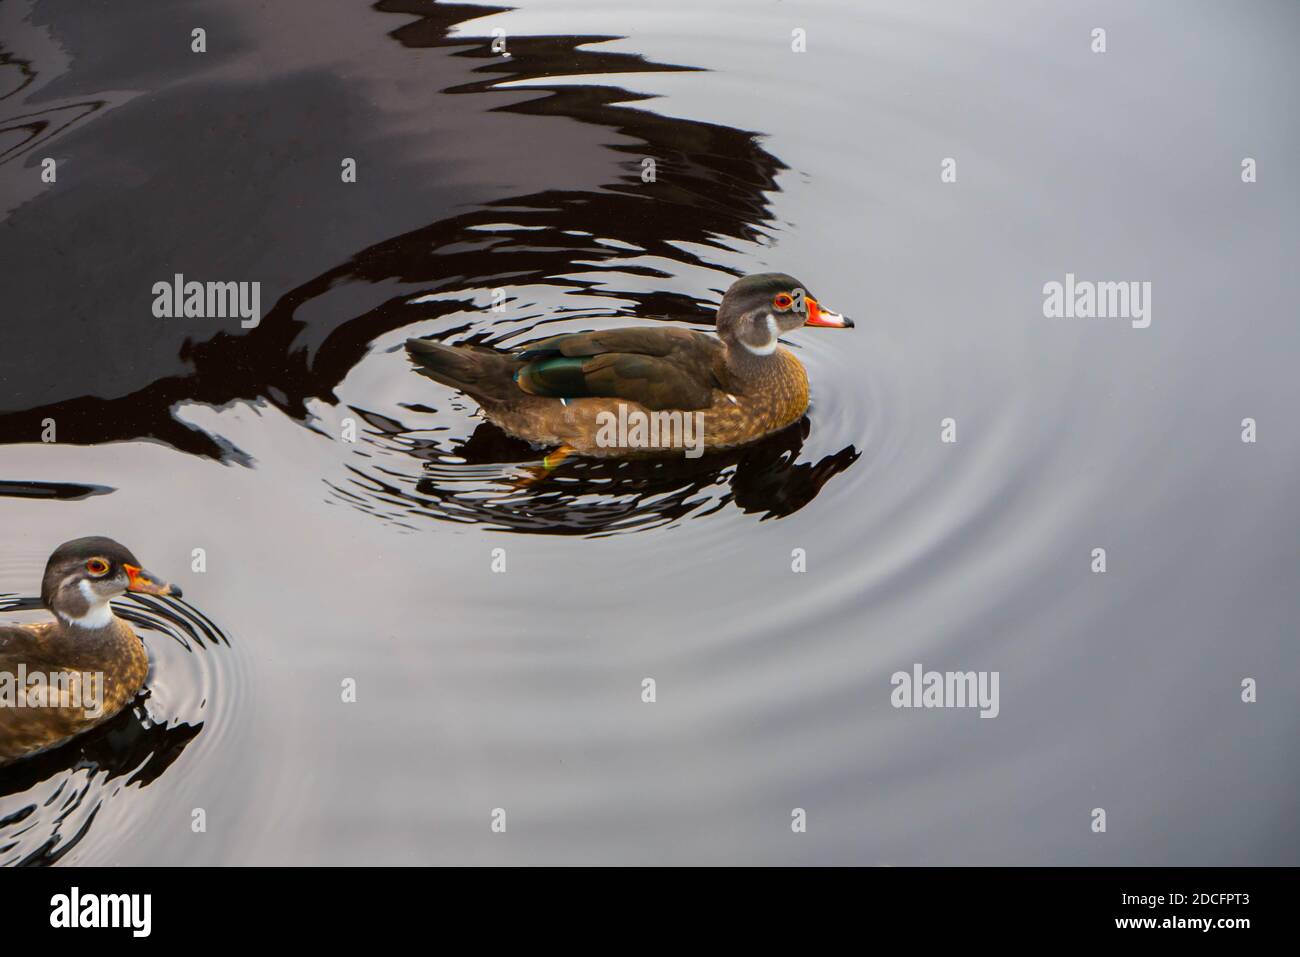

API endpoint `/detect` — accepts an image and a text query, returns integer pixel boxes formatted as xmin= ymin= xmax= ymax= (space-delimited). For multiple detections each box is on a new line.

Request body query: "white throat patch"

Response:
xmin=58 ymin=579 xmax=116 ymax=630
xmin=741 ymin=313 xmax=780 ymax=356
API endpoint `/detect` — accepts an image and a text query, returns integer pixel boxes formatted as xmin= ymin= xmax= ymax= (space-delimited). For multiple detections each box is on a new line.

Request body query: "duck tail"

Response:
xmin=404 ymin=338 xmax=518 ymax=404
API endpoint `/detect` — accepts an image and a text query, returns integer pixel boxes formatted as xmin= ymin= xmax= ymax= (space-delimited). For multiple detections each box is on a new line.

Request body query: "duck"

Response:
xmin=0 ymin=537 xmax=180 ymax=766
xmin=405 ymin=273 xmax=852 ymax=466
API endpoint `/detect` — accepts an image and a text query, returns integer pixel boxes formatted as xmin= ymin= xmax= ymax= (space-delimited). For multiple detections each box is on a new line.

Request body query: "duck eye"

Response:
xmin=85 ymin=558 xmax=109 ymax=576
xmin=773 ymin=293 xmax=793 ymax=310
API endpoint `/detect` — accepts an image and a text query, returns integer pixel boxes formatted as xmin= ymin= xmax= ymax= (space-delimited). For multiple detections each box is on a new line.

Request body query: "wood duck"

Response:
xmin=406 ymin=273 xmax=852 ymax=465
xmin=0 ymin=537 xmax=180 ymax=766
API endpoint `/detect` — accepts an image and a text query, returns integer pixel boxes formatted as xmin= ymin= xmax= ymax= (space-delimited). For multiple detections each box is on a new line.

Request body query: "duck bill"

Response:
xmin=124 ymin=563 xmax=182 ymax=598
xmin=804 ymin=297 xmax=853 ymax=328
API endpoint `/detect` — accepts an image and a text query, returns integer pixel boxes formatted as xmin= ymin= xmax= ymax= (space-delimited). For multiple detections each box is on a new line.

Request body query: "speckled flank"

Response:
xmin=0 ymin=618 xmax=149 ymax=764
xmin=487 ymin=348 xmax=810 ymax=456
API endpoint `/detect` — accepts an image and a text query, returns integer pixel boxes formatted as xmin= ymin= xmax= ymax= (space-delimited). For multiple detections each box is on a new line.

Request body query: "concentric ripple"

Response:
xmin=0 ymin=592 xmax=232 ymax=866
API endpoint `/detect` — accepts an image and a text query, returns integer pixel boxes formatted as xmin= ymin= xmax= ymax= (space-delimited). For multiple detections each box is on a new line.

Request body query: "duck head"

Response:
xmin=40 ymin=536 xmax=181 ymax=630
xmin=715 ymin=273 xmax=852 ymax=356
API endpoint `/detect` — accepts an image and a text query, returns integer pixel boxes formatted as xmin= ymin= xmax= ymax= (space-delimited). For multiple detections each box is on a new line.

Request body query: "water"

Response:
xmin=1 ymin=0 xmax=1297 ymax=865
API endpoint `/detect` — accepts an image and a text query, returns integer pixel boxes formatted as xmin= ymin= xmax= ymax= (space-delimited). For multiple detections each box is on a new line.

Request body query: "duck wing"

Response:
xmin=0 ymin=621 xmax=52 ymax=655
xmin=514 ymin=327 xmax=722 ymax=412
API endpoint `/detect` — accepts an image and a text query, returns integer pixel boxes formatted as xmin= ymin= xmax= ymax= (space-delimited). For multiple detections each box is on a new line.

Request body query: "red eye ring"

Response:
xmin=773 ymin=293 xmax=793 ymax=309
xmin=85 ymin=558 xmax=109 ymax=576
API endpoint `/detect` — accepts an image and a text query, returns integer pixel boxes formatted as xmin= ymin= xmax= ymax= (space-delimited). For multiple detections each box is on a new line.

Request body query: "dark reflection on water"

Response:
xmin=0 ymin=480 xmax=114 ymax=501
xmin=0 ymin=0 xmax=781 ymax=451
xmin=0 ymin=595 xmax=228 ymax=866
xmin=334 ymin=414 xmax=859 ymax=535
xmin=0 ymin=0 xmax=853 ymax=531
xmin=0 ymin=703 xmax=202 ymax=866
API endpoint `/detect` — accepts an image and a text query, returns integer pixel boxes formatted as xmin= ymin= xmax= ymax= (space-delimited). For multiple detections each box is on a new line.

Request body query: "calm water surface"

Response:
xmin=1 ymin=0 xmax=1297 ymax=864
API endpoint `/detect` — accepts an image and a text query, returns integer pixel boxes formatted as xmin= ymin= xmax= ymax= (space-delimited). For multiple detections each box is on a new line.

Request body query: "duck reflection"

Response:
xmin=0 ymin=698 xmax=203 ymax=865
xmin=331 ymin=411 xmax=858 ymax=536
